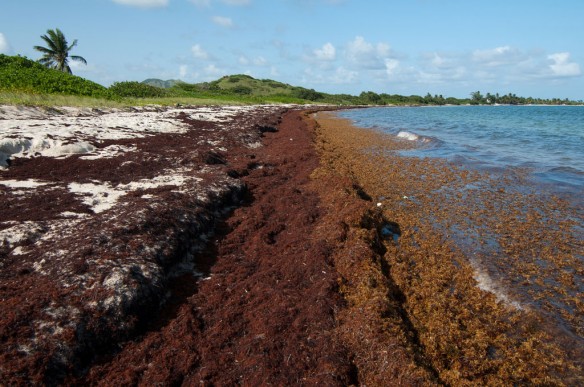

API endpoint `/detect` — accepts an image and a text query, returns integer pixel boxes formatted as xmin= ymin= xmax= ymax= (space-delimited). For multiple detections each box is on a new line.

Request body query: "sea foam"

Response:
xmin=397 ymin=131 xmax=419 ymax=141
xmin=472 ymin=263 xmax=522 ymax=310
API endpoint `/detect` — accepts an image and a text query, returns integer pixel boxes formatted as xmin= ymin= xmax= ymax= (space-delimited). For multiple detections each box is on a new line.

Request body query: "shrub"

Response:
xmin=293 ymin=88 xmax=324 ymax=101
xmin=109 ymin=81 xmax=168 ymax=98
xmin=0 ymin=54 xmax=111 ymax=98
xmin=226 ymin=74 xmax=253 ymax=82
xmin=232 ymin=85 xmax=252 ymax=95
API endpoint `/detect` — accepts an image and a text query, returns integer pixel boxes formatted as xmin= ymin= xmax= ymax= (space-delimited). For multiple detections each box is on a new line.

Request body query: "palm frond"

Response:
xmin=67 ymin=39 xmax=78 ymax=52
xmin=33 ymin=45 xmax=54 ymax=55
xmin=70 ymin=55 xmax=88 ymax=65
xmin=40 ymin=33 xmax=59 ymax=52
xmin=32 ymin=28 xmax=87 ymax=74
xmin=38 ymin=57 xmax=54 ymax=66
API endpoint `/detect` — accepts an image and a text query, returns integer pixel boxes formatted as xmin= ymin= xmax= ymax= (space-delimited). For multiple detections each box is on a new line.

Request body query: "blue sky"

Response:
xmin=1 ymin=0 xmax=583 ymax=99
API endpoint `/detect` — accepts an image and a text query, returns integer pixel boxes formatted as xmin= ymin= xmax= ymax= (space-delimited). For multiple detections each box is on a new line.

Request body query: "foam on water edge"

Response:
xmin=397 ymin=131 xmax=419 ymax=141
xmin=471 ymin=261 xmax=523 ymax=310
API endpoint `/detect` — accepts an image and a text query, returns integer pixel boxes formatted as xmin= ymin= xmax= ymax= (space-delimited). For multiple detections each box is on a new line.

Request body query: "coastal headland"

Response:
xmin=0 ymin=105 xmax=582 ymax=385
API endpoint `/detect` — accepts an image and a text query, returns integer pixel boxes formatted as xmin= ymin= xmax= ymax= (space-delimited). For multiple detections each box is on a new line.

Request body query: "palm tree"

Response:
xmin=33 ymin=28 xmax=87 ymax=74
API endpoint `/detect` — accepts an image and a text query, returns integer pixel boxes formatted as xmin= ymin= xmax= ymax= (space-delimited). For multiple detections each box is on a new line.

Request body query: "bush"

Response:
xmin=232 ymin=85 xmax=252 ymax=95
xmin=173 ymin=82 xmax=201 ymax=93
xmin=293 ymin=88 xmax=324 ymax=101
xmin=359 ymin=91 xmax=382 ymax=105
xmin=224 ymin=74 xmax=253 ymax=83
xmin=263 ymin=80 xmax=287 ymax=89
xmin=109 ymin=81 xmax=168 ymax=98
xmin=0 ymin=54 xmax=111 ymax=98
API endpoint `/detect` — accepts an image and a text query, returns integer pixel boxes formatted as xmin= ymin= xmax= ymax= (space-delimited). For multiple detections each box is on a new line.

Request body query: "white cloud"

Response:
xmin=0 ymin=33 xmax=9 ymax=53
xmin=346 ymin=36 xmax=392 ymax=69
xmin=212 ymin=16 xmax=233 ymax=27
xmin=473 ymin=46 xmax=511 ymax=60
xmin=253 ymin=56 xmax=267 ymax=66
xmin=385 ymin=59 xmax=399 ymax=76
xmin=431 ymin=53 xmax=446 ymax=67
xmin=305 ymin=66 xmax=358 ymax=86
xmin=112 ymin=0 xmax=168 ymax=8
xmin=237 ymin=55 xmax=267 ymax=66
xmin=204 ymin=64 xmax=222 ymax=76
xmin=331 ymin=66 xmax=358 ymax=84
xmin=238 ymin=56 xmax=249 ymax=65
xmin=191 ymin=44 xmax=209 ymax=59
xmin=179 ymin=65 xmax=188 ymax=78
xmin=471 ymin=46 xmax=523 ymax=67
xmin=548 ymin=52 xmax=581 ymax=77
xmin=189 ymin=0 xmax=211 ymax=7
xmin=416 ymin=66 xmax=467 ymax=84
xmin=314 ymin=42 xmax=336 ymax=61
xmin=424 ymin=52 xmax=460 ymax=69
xmin=69 ymin=60 xmax=89 ymax=72
xmin=468 ymin=46 xmax=582 ymax=80
xmin=189 ymin=0 xmax=249 ymax=6
xmin=290 ymin=0 xmax=345 ymax=7
xmin=221 ymin=0 xmax=250 ymax=5
xmin=417 ymin=52 xmax=466 ymax=83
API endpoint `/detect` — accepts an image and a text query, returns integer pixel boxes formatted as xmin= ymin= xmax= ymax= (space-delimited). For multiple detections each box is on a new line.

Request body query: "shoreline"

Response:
xmin=0 ymin=105 xmax=582 ymax=384
xmin=337 ymin=104 xmax=584 ymax=216
xmin=313 ymin=111 xmax=583 ymax=385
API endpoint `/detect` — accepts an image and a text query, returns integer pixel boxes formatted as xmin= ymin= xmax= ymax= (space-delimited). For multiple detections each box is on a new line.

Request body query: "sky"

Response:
xmin=1 ymin=0 xmax=583 ymax=100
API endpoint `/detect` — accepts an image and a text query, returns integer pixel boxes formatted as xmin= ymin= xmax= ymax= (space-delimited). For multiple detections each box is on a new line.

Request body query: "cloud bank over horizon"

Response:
xmin=180 ymin=32 xmax=581 ymax=98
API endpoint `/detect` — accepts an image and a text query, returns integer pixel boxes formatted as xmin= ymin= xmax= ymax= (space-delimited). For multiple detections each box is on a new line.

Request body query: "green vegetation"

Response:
xmin=469 ymin=90 xmax=580 ymax=105
xmin=0 ymin=54 xmax=110 ymax=99
xmin=108 ymin=81 xmax=169 ymax=98
xmin=33 ymin=28 xmax=87 ymax=74
xmin=0 ymin=54 xmax=581 ymax=107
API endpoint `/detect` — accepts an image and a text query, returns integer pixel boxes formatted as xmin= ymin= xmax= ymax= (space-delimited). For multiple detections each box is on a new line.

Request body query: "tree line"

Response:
xmin=356 ymin=90 xmax=582 ymax=106
xmin=469 ymin=91 xmax=581 ymax=105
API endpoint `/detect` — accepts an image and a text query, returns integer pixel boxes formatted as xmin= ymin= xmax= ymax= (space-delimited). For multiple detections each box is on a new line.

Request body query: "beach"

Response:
xmin=314 ymin=111 xmax=584 ymax=385
xmin=1 ymin=105 xmax=582 ymax=385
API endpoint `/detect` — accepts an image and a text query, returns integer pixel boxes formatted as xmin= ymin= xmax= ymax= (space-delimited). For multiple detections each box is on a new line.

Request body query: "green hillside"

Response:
xmin=0 ymin=54 xmax=110 ymax=98
xmin=142 ymin=74 xmax=337 ymax=103
xmin=187 ymin=74 xmax=362 ymax=104
xmin=208 ymin=75 xmax=301 ymax=96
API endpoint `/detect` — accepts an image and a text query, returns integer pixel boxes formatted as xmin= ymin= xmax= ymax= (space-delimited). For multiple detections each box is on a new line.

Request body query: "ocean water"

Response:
xmin=337 ymin=105 xmax=584 ymax=353
xmin=339 ymin=105 xmax=584 ymax=193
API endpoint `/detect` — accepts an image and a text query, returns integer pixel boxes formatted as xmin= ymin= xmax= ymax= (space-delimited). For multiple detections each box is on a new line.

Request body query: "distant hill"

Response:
xmin=142 ymin=74 xmax=328 ymax=100
xmin=208 ymin=74 xmax=298 ymax=96
xmin=194 ymin=74 xmax=330 ymax=101
xmin=142 ymin=79 xmax=182 ymax=89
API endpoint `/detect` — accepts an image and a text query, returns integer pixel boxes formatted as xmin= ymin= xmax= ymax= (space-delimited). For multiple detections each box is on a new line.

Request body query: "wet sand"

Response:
xmin=0 ymin=105 xmax=582 ymax=385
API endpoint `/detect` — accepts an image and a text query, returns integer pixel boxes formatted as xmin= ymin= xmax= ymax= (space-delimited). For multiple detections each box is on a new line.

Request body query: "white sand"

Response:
xmin=0 ymin=104 xmax=286 ymax=259
xmin=0 ymin=104 xmax=276 ymax=167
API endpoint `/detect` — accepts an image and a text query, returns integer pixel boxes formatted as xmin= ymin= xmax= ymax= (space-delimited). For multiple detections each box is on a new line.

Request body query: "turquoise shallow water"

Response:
xmin=339 ymin=105 xmax=584 ymax=192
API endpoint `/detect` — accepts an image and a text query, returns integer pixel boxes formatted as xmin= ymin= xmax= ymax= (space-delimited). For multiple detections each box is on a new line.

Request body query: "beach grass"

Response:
xmin=0 ymin=91 xmax=312 ymax=108
xmin=0 ymin=91 xmax=125 ymax=108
